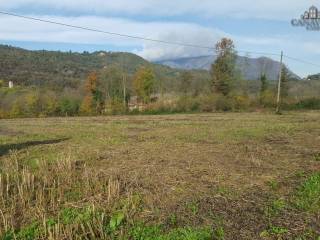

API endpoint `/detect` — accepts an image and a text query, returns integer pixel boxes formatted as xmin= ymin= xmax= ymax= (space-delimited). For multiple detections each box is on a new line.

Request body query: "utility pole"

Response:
xmin=123 ymin=74 xmax=126 ymax=107
xmin=276 ymin=51 xmax=283 ymax=114
xmin=122 ymin=53 xmax=127 ymax=107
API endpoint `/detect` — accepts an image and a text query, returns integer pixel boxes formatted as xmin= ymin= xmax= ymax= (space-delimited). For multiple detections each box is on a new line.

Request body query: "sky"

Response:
xmin=0 ymin=0 xmax=320 ymax=77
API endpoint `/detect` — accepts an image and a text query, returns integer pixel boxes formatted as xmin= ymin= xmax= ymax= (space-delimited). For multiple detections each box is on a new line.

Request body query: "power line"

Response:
xmin=0 ymin=11 xmax=320 ymax=70
xmin=0 ymin=11 xmax=217 ymax=51
xmin=284 ymin=55 xmax=320 ymax=68
xmin=0 ymin=11 xmax=280 ymax=57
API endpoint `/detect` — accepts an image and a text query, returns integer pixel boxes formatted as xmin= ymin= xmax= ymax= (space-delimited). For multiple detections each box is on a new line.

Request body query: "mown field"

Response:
xmin=0 ymin=112 xmax=319 ymax=240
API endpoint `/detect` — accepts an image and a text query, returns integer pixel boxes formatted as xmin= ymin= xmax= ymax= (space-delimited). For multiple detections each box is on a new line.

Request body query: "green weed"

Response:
xmin=293 ymin=228 xmax=319 ymax=240
xmin=109 ymin=211 xmax=125 ymax=232
xmin=267 ymin=180 xmax=280 ymax=191
xmin=59 ymin=207 xmax=94 ymax=225
xmin=129 ymin=224 xmax=212 ymax=240
xmin=264 ymin=198 xmax=286 ymax=218
xmin=186 ymin=201 xmax=199 ymax=215
xmin=2 ymin=222 xmax=40 ymax=240
xmin=212 ymin=226 xmax=225 ymax=240
xmin=168 ymin=214 xmax=177 ymax=226
xmin=260 ymin=226 xmax=288 ymax=238
xmin=295 ymin=173 xmax=320 ymax=212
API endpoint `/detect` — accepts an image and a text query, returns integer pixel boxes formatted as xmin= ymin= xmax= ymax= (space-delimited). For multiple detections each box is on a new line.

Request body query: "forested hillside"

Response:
xmin=0 ymin=45 xmax=209 ymax=92
xmin=308 ymin=73 xmax=320 ymax=81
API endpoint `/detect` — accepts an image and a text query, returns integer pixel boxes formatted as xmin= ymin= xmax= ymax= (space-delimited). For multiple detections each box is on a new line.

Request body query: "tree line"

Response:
xmin=0 ymin=65 xmax=157 ymax=118
xmin=0 ymin=38 xmax=319 ymax=118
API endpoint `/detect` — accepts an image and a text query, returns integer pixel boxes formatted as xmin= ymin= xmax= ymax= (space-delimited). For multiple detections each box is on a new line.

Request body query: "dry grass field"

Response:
xmin=0 ymin=112 xmax=319 ymax=239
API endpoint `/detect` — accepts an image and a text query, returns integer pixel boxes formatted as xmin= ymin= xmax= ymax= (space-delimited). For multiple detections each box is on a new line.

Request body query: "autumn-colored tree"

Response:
xmin=81 ymin=72 xmax=104 ymax=114
xmin=133 ymin=67 xmax=155 ymax=103
xmin=211 ymin=38 xmax=237 ymax=96
xmin=85 ymin=72 xmax=98 ymax=93
xmin=80 ymin=95 xmax=95 ymax=115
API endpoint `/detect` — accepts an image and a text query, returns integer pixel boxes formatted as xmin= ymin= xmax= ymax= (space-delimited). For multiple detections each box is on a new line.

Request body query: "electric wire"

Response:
xmin=0 ymin=11 xmax=320 ymax=69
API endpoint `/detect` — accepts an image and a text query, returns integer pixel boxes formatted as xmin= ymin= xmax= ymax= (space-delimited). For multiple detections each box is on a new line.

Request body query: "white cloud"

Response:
xmin=303 ymin=42 xmax=320 ymax=54
xmin=135 ymin=26 xmax=225 ymax=60
xmin=1 ymin=0 xmax=318 ymax=20
xmin=0 ymin=14 xmax=316 ymax=61
xmin=238 ymin=36 xmax=285 ymax=46
xmin=0 ymin=13 xmax=319 ymax=77
xmin=0 ymin=14 xmax=225 ymax=60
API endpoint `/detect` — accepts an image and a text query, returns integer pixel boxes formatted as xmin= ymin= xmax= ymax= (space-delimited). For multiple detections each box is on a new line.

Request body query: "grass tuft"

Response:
xmin=129 ymin=224 xmax=212 ymax=240
xmin=295 ymin=173 xmax=320 ymax=212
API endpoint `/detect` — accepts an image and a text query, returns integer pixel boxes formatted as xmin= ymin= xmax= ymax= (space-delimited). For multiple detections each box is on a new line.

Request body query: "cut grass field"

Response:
xmin=0 ymin=111 xmax=319 ymax=239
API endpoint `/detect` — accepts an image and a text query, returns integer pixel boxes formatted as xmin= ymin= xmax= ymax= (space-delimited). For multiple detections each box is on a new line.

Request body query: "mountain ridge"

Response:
xmin=156 ymin=55 xmax=301 ymax=80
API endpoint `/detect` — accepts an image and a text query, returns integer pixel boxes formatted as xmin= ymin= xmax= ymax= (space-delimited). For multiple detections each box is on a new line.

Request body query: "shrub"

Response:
xmin=233 ymin=95 xmax=250 ymax=111
xmin=294 ymin=98 xmax=320 ymax=110
xmin=105 ymin=98 xmax=127 ymax=115
xmin=176 ymin=96 xmax=200 ymax=112
xmin=25 ymin=92 xmax=41 ymax=117
xmin=10 ymin=100 xmax=25 ymax=118
xmin=214 ymin=95 xmax=233 ymax=112
xmin=143 ymin=100 xmax=175 ymax=114
xmin=198 ymin=95 xmax=216 ymax=112
xmin=260 ymin=90 xmax=276 ymax=108
xmin=59 ymin=98 xmax=80 ymax=116
xmin=0 ymin=108 xmax=8 ymax=119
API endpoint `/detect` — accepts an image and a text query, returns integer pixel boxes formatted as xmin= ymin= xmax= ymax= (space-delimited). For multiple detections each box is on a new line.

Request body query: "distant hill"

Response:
xmin=0 ymin=45 xmax=302 ymax=95
xmin=307 ymin=73 xmax=320 ymax=81
xmin=0 ymin=44 xmax=205 ymax=91
xmin=156 ymin=55 xmax=301 ymax=81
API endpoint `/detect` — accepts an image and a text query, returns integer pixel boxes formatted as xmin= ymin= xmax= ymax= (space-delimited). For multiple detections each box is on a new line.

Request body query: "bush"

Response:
xmin=59 ymin=98 xmax=80 ymax=116
xmin=198 ymin=95 xmax=216 ymax=112
xmin=294 ymin=98 xmax=320 ymax=110
xmin=10 ymin=100 xmax=25 ymax=118
xmin=105 ymin=98 xmax=127 ymax=115
xmin=43 ymin=97 xmax=59 ymax=116
xmin=233 ymin=95 xmax=250 ymax=111
xmin=176 ymin=96 xmax=200 ymax=112
xmin=260 ymin=90 xmax=276 ymax=108
xmin=214 ymin=95 xmax=233 ymax=112
xmin=0 ymin=108 xmax=8 ymax=119
xmin=140 ymin=94 xmax=254 ymax=114
xmin=25 ymin=92 xmax=41 ymax=117
xmin=143 ymin=100 xmax=175 ymax=114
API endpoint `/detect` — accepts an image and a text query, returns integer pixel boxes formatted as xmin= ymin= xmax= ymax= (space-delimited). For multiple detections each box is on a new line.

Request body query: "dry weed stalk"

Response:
xmin=0 ymin=151 xmax=132 ymax=239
